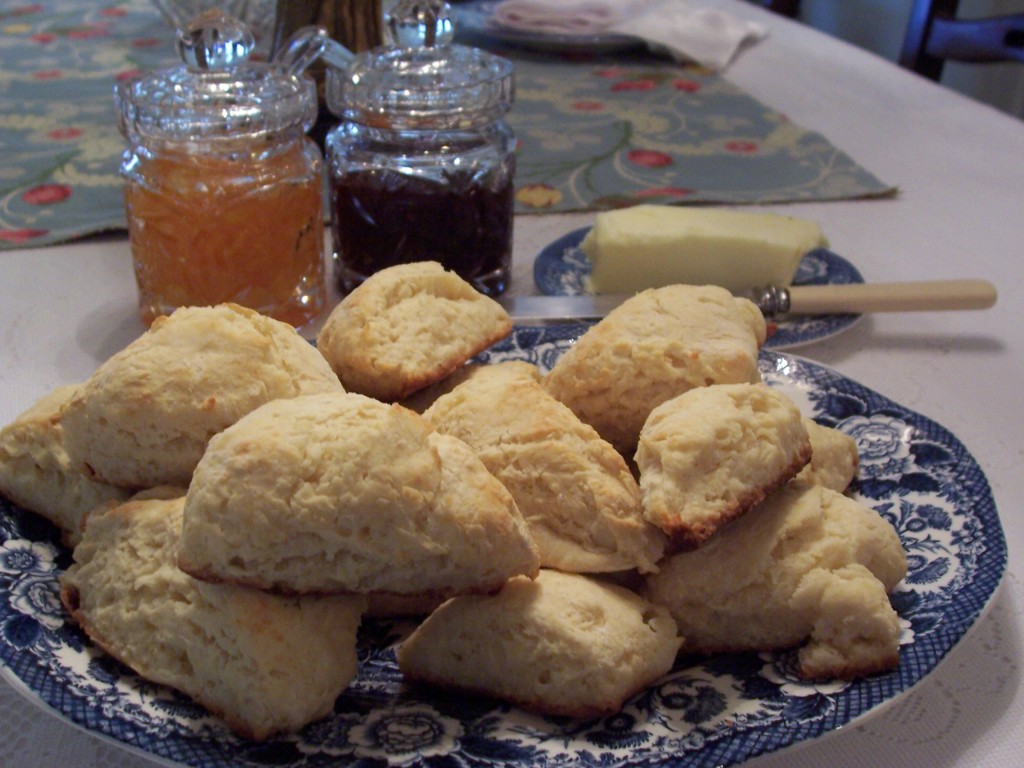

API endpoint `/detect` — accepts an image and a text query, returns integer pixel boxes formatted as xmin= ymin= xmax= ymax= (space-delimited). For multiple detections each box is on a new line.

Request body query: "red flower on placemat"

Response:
xmin=67 ymin=23 xmax=110 ymax=40
xmin=593 ymin=67 xmax=626 ymax=78
xmin=611 ymin=79 xmax=657 ymax=92
xmin=32 ymin=70 xmax=63 ymax=80
xmin=132 ymin=37 xmax=160 ymax=48
xmin=22 ymin=184 xmax=72 ymax=205
xmin=572 ymin=101 xmax=605 ymax=112
xmin=0 ymin=229 xmax=48 ymax=243
xmin=672 ymin=79 xmax=701 ymax=93
xmin=47 ymin=127 xmax=82 ymax=141
xmin=29 ymin=32 xmax=54 ymax=44
xmin=725 ymin=140 xmax=759 ymax=154
xmin=627 ymin=149 xmax=673 ymax=168
xmin=100 ymin=6 xmax=128 ymax=16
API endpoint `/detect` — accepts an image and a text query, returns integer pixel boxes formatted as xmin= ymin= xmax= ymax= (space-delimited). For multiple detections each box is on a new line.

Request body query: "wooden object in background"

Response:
xmin=273 ymin=0 xmax=383 ymax=55
xmin=317 ymin=0 xmax=384 ymax=52
xmin=272 ymin=0 xmax=384 ymax=143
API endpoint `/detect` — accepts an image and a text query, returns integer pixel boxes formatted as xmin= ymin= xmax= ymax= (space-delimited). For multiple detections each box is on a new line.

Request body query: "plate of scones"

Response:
xmin=0 ymin=262 xmax=1006 ymax=768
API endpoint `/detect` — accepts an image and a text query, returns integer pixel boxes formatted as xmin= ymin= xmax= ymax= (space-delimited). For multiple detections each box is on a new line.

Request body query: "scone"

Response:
xmin=60 ymin=494 xmax=364 ymax=740
xmin=178 ymin=391 xmax=539 ymax=595
xmin=0 ymin=384 xmax=131 ymax=546
xmin=316 ymin=261 xmax=513 ymax=401
xmin=542 ymin=284 xmax=767 ymax=454
xmin=423 ymin=361 xmax=665 ymax=573
xmin=61 ymin=303 xmax=343 ymax=489
xmin=399 ymin=362 xmax=492 ymax=414
xmin=635 ymin=383 xmax=811 ymax=550
xmin=398 ymin=569 xmax=682 ymax=718
xmin=642 ymin=482 xmax=908 ymax=680
xmin=795 ymin=418 xmax=859 ymax=492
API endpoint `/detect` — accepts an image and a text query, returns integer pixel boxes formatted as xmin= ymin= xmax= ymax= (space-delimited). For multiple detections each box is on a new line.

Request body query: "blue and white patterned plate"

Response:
xmin=453 ymin=0 xmax=643 ymax=54
xmin=0 ymin=333 xmax=1006 ymax=768
xmin=533 ymin=226 xmax=865 ymax=349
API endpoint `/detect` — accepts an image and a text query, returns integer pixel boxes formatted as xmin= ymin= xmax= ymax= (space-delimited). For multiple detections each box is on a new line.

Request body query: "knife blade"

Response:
xmin=500 ymin=280 xmax=997 ymax=321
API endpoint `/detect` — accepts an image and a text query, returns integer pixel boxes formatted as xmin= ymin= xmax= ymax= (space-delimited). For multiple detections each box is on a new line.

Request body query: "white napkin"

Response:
xmin=491 ymin=0 xmax=768 ymax=70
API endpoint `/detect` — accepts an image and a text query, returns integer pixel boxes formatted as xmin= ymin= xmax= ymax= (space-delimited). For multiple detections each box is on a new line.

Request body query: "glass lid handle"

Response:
xmin=385 ymin=0 xmax=454 ymax=48
xmin=272 ymin=24 xmax=335 ymax=77
xmin=177 ymin=9 xmax=254 ymax=71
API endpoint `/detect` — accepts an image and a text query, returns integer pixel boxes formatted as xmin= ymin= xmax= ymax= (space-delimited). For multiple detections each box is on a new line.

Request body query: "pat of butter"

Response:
xmin=580 ymin=205 xmax=828 ymax=294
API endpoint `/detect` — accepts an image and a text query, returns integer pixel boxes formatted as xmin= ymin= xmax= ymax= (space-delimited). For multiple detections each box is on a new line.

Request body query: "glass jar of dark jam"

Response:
xmin=324 ymin=0 xmax=515 ymax=296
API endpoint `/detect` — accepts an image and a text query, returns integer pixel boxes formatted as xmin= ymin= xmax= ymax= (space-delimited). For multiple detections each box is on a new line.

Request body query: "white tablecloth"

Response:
xmin=1 ymin=1 xmax=1022 ymax=766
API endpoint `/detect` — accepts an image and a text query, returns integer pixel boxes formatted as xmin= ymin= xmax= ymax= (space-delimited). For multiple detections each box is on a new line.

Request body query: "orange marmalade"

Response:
xmin=123 ymin=138 xmax=325 ymax=328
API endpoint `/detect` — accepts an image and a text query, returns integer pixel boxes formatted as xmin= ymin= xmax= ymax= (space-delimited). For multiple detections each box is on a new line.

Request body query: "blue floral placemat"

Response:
xmin=503 ymin=49 xmax=896 ymax=213
xmin=0 ymin=1 xmax=172 ymax=249
xmin=0 ymin=0 xmax=896 ymax=250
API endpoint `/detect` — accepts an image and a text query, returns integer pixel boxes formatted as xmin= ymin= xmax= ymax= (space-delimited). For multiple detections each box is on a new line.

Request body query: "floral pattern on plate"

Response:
xmin=533 ymin=226 xmax=865 ymax=348
xmin=0 ymin=336 xmax=1006 ymax=768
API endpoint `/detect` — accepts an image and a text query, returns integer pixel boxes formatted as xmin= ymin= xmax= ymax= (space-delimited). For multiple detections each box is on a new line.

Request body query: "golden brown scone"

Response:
xmin=542 ymin=284 xmax=766 ymax=454
xmin=642 ymin=482 xmax=907 ymax=680
xmin=316 ymin=262 xmax=513 ymax=401
xmin=795 ymin=418 xmax=859 ymax=492
xmin=397 ymin=569 xmax=681 ymax=718
xmin=634 ymin=383 xmax=811 ymax=551
xmin=423 ymin=361 xmax=665 ymax=573
xmin=178 ymin=391 xmax=539 ymax=595
xmin=398 ymin=362 xmax=494 ymax=414
xmin=61 ymin=303 xmax=343 ymax=489
xmin=60 ymin=494 xmax=364 ymax=741
xmin=0 ymin=384 xmax=131 ymax=546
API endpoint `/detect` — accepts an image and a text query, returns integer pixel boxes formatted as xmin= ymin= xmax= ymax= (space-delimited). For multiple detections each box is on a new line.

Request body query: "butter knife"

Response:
xmin=500 ymin=279 xmax=997 ymax=321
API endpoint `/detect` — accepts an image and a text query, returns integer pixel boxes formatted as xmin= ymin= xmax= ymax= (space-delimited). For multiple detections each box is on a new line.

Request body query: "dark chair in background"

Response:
xmin=748 ymin=0 xmax=801 ymax=17
xmin=899 ymin=0 xmax=1024 ymax=80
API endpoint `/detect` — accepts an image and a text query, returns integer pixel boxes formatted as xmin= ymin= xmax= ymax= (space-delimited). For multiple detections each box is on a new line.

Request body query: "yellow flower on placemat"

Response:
xmin=516 ymin=184 xmax=563 ymax=209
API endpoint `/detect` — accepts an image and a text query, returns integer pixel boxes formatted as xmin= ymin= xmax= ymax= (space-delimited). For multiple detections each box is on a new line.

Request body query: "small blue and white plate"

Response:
xmin=0 ymin=335 xmax=1006 ymax=768
xmin=533 ymin=226 xmax=865 ymax=349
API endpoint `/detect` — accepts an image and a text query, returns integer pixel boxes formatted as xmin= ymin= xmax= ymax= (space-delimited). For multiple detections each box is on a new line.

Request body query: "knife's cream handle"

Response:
xmin=787 ymin=279 xmax=998 ymax=314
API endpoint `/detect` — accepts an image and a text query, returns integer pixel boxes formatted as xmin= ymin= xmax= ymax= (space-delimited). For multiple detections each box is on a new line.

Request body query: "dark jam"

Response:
xmin=331 ymin=166 xmax=514 ymax=297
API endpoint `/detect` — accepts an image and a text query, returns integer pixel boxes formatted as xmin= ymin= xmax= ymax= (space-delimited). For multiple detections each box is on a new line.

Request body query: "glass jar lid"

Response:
xmin=326 ymin=0 xmax=514 ymax=130
xmin=116 ymin=9 xmax=323 ymax=144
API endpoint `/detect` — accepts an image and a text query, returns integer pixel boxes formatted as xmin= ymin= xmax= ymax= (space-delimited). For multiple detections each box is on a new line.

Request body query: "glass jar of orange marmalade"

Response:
xmin=115 ymin=10 xmax=328 ymax=328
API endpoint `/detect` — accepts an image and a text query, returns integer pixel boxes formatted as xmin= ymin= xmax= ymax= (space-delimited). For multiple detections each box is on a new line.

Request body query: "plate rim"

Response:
xmin=453 ymin=0 xmax=644 ymax=53
xmin=0 ymin=342 xmax=1007 ymax=768
xmin=531 ymin=225 xmax=866 ymax=349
